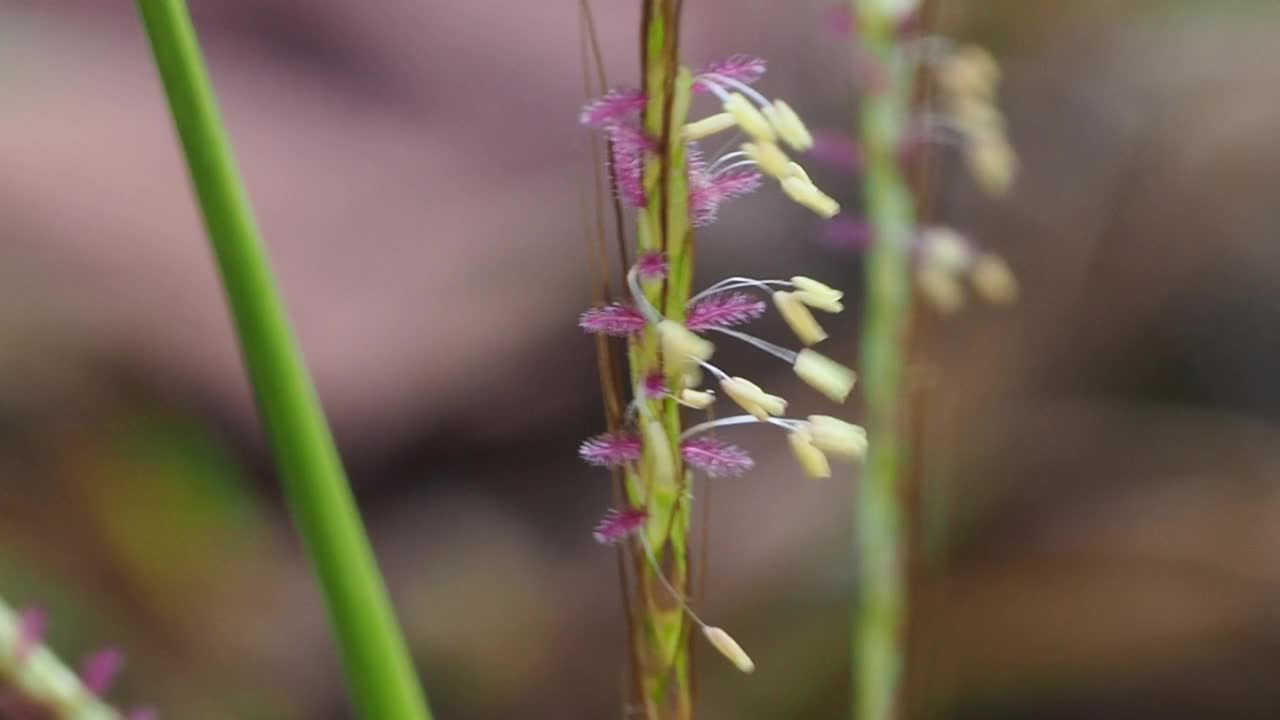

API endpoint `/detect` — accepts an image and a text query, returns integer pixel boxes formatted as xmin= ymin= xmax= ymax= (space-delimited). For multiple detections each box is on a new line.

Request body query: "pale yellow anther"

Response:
xmin=807 ymin=415 xmax=868 ymax=459
xmin=658 ymin=320 xmax=714 ymax=370
xmin=781 ymin=176 xmax=841 ymax=219
xmin=786 ymin=162 xmax=811 ymax=184
xmin=922 ymin=227 xmax=973 ymax=273
xmin=790 ymin=277 xmax=845 ymax=313
xmin=971 ymin=253 xmax=1019 ymax=304
xmin=793 ymin=349 xmax=857 ymax=403
xmin=720 ymin=377 xmax=787 ymax=420
xmin=966 ymin=134 xmax=1018 ymax=197
xmin=741 ymin=141 xmax=792 ymax=180
xmin=939 ymin=45 xmax=1001 ymax=101
xmin=788 ymin=427 xmax=832 ymax=479
xmin=703 ymin=626 xmax=755 ymax=674
xmin=773 ymin=291 xmax=828 ymax=346
xmin=948 ymin=96 xmax=1006 ymax=137
xmin=918 ymin=266 xmax=966 ymax=315
xmin=682 ymin=112 xmax=738 ymax=141
xmin=683 ymin=365 xmax=705 ymax=390
xmin=679 ymin=388 xmax=717 ymax=409
xmin=764 ymin=99 xmax=814 ymax=152
xmin=723 ymin=93 xmax=777 ymax=142
xmin=642 ymin=420 xmax=675 ymax=486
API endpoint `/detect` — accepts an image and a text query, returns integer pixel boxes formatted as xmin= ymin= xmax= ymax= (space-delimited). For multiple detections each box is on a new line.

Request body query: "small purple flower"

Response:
xmin=593 ymin=508 xmax=649 ymax=545
xmin=80 ymin=647 xmax=124 ymax=696
xmin=694 ymin=55 xmax=767 ymax=92
xmin=580 ymin=87 xmax=646 ymax=128
xmin=686 ymin=293 xmax=768 ymax=331
xmin=608 ymin=124 xmax=653 ymax=208
xmin=579 ymin=432 xmax=643 ymax=467
xmin=634 ymin=252 xmax=669 ymax=280
xmin=14 ymin=607 xmax=46 ymax=664
xmin=682 ymin=437 xmax=755 ymax=477
xmin=579 ymin=304 xmax=648 ymax=337
xmin=642 ymin=373 xmax=668 ymax=399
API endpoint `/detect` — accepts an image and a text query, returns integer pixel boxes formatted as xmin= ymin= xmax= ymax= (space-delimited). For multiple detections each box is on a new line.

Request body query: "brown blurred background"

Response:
xmin=2 ymin=0 xmax=1280 ymax=717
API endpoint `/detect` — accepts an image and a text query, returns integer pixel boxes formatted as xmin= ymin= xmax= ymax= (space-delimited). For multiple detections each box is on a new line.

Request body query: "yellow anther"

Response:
xmin=793 ymin=349 xmax=857 ymax=403
xmin=790 ymin=277 xmax=845 ymax=313
xmin=741 ymin=141 xmax=792 ymax=179
xmin=642 ymin=420 xmax=675 ymax=486
xmin=658 ymin=320 xmax=714 ymax=370
xmin=764 ymin=99 xmax=814 ymax=152
xmin=939 ymin=45 xmax=1001 ymax=101
xmin=781 ymin=176 xmax=841 ymax=219
xmin=788 ymin=427 xmax=832 ymax=479
xmin=917 ymin=265 xmax=966 ymax=315
xmin=723 ymin=93 xmax=777 ymax=142
xmin=787 ymin=162 xmax=811 ymax=184
xmin=807 ymin=415 xmax=868 ymax=459
xmin=682 ymin=112 xmax=738 ymax=141
xmin=966 ymin=134 xmax=1018 ymax=197
xmin=720 ymin=377 xmax=787 ymax=420
xmin=773 ymin=291 xmax=828 ymax=346
xmin=703 ymin=626 xmax=755 ymax=674
xmin=679 ymin=388 xmax=717 ymax=409
xmin=971 ymin=253 xmax=1019 ymax=304
xmin=922 ymin=227 xmax=972 ymax=273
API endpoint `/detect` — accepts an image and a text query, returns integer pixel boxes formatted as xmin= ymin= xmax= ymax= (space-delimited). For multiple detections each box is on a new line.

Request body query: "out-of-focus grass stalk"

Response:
xmin=851 ymin=2 xmax=917 ymax=719
xmin=0 ymin=599 xmax=123 ymax=719
xmin=629 ymin=1 xmax=695 ymax=717
xmin=133 ymin=2 xmax=432 ymax=718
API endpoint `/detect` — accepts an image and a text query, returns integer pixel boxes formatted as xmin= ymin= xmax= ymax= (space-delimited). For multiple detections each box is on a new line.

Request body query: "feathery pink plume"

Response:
xmin=592 ymin=508 xmax=649 ymax=545
xmin=694 ymin=55 xmax=767 ymax=92
xmin=580 ymin=88 xmax=646 ymax=127
xmin=14 ymin=607 xmax=46 ymax=664
xmin=642 ymin=374 xmax=668 ymax=399
xmin=681 ymin=437 xmax=755 ymax=477
xmin=608 ymin=125 xmax=652 ymax=208
xmin=690 ymin=168 xmax=763 ymax=226
xmin=579 ymin=304 xmax=647 ymax=336
xmin=579 ymin=433 xmax=643 ymax=467
xmin=634 ymin=252 xmax=669 ymax=280
xmin=685 ymin=293 xmax=767 ymax=331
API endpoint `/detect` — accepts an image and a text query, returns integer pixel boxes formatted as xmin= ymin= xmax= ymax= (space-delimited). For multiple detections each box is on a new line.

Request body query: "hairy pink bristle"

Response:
xmin=608 ymin=125 xmax=652 ymax=208
xmin=681 ymin=437 xmax=756 ymax=477
xmin=579 ymin=304 xmax=648 ymax=337
xmin=685 ymin=293 xmax=768 ymax=331
xmin=694 ymin=55 xmax=767 ymax=92
xmin=579 ymin=433 xmax=643 ymax=467
xmin=81 ymin=647 xmax=125 ymax=696
xmin=580 ymin=88 xmax=646 ymax=128
xmin=634 ymin=252 xmax=669 ymax=280
xmin=592 ymin=508 xmax=649 ymax=545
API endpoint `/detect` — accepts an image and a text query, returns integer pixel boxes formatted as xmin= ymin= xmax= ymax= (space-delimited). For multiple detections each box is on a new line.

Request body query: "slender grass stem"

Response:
xmin=851 ymin=2 xmax=917 ymax=719
xmin=132 ymin=2 xmax=431 ymax=718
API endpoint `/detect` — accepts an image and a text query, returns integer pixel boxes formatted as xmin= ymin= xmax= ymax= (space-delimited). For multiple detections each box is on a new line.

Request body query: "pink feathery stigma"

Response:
xmin=810 ymin=131 xmax=864 ymax=173
xmin=579 ymin=432 xmax=643 ymax=467
xmin=14 ymin=607 xmax=46 ymax=663
xmin=821 ymin=217 xmax=873 ymax=251
xmin=608 ymin=124 xmax=651 ymax=208
xmin=80 ymin=647 xmax=124 ymax=696
xmin=634 ymin=252 xmax=669 ymax=280
xmin=580 ymin=87 xmax=646 ymax=128
xmin=694 ymin=54 xmax=767 ymax=93
xmin=642 ymin=373 xmax=668 ymax=399
xmin=592 ymin=508 xmax=649 ymax=545
xmin=579 ymin=304 xmax=648 ymax=337
xmin=685 ymin=292 xmax=768 ymax=331
xmin=690 ymin=169 xmax=763 ymax=227
xmin=681 ymin=437 xmax=756 ymax=477
xmin=126 ymin=707 xmax=158 ymax=720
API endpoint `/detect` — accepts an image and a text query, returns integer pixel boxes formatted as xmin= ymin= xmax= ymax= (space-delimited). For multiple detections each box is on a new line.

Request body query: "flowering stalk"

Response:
xmin=132 ymin=2 xmax=431 ymax=718
xmin=850 ymin=2 xmax=918 ymax=719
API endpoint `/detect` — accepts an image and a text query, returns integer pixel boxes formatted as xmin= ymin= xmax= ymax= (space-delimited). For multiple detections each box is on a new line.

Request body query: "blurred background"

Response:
xmin=2 ymin=0 xmax=1280 ymax=717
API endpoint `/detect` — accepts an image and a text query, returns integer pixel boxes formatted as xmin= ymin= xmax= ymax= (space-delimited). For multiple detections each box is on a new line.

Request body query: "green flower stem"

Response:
xmin=631 ymin=1 xmax=694 ymax=717
xmin=852 ymin=2 xmax=917 ymax=719
xmin=0 ymin=598 xmax=124 ymax=719
xmin=132 ymin=2 xmax=431 ymax=719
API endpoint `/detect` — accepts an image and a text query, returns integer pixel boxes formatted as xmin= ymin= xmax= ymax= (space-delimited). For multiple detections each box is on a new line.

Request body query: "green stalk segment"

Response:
xmin=851 ymin=2 xmax=916 ymax=719
xmin=132 ymin=2 xmax=432 ymax=718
